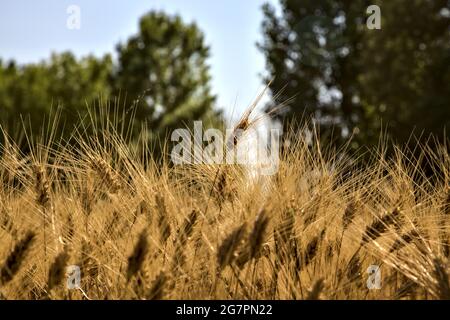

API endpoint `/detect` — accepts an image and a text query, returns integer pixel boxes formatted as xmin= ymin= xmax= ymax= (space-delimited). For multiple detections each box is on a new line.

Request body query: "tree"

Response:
xmin=0 ymin=53 xmax=112 ymax=143
xmin=259 ymin=0 xmax=450 ymax=149
xmin=0 ymin=11 xmax=222 ymax=154
xmin=113 ymin=11 xmax=220 ymax=141
xmin=358 ymin=0 xmax=450 ymax=145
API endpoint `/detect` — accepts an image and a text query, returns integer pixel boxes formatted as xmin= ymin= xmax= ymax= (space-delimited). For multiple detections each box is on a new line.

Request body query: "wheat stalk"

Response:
xmin=306 ymin=278 xmax=325 ymax=300
xmin=217 ymin=222 xmax=247 ymax=270
xmin=90 ymin=156 xmax=122 ymax=193
xmin=47 ymin=251 xmax=70 ymax=291
xmin=303 ymin=229 xmax=326 ymax=268
xmin=155 ymin=194 xmax=171 ymax=245
xmin=146 ymin=271 xmax=168 ymax=300
xmin=361 ymin=207 xmax=402 ymax=246
xmin=127 ymin=229 xmax=149 ymax=282
xmin=0 ymin=231 xmax=35 ymax=286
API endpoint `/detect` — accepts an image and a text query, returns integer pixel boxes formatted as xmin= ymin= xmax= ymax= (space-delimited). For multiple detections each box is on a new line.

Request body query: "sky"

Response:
xmin=0 ymin=0 xmax=280 ymax=120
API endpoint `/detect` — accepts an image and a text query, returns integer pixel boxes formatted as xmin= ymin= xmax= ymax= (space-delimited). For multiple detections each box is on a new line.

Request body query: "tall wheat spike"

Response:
xmin=90 ymin=156 xmax=122 ymax=193
xmin=303 ymin=229 xmax=326 ymax=267
xmin=236 ymin=209 xmax=270 ymax=268
xmin=155 ymin=194 xmax=171 ymax=245
xmin=389 ymin=229 xmax=420 ymax=253
xmin=0 ymin=231 xmax=35 ymax=285
xmin=217 ymin=222 xmax=247 ymax=270
xmin=146 ymin=271 xmax=168 ymax=300
xmin=274 ymin=204 xmax=296 ymax=265
xmin=342 ymin=201 xmax=357 ymax=231
xmin=171 ymin=210 xmax=199 ymax=272
xmin=127 ymin=229 xmax=149 ymax=281
xmin=306 ymin=278 xmax=325 ymax=300
xmin=0 ymin=206 xmax=18 ymax=240
xmin=361 ymin=207 xmax=402 ymax=245
xmin=47 ymin=251 xmax=70 ymax=291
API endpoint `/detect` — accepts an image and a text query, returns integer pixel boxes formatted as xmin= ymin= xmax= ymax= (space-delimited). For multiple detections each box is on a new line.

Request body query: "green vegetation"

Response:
xmin=0 ymin=11 xmax=220 ymax=150
xmin=259 ymin=0 xmax=449 ymax=149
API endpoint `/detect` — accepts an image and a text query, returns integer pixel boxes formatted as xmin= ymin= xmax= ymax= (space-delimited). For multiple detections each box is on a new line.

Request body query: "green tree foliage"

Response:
xmin=359 ymin=0 xmax=450 ymax=145
xmin=0 ymin=52 xmax=112 ymax=142
xmin=0 ymin=11 xmax=220 ymax=151
xmin=259 ymin=0 xmax=450 ymax=148
xmin=113 ymin=11 xmax=220 ymax=139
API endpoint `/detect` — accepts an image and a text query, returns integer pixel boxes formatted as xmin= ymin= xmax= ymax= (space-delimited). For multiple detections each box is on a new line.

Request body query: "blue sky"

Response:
xmin=0 ymin=0 xmax=279 ymax=119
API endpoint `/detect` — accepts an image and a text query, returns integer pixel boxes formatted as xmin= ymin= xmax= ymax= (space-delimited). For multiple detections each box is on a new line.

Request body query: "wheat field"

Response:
xmin=0 ymin=108 xmax=449 ymax=300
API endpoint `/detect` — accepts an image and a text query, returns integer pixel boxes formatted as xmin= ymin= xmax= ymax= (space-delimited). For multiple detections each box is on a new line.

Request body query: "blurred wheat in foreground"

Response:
xmin=0 ymin=108 xmax=449 ymax=300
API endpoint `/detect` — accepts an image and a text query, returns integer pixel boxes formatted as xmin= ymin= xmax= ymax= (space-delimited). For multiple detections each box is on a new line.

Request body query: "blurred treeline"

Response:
xmin=0 ymin=2 xmax=449 ymax=157
xmin=0 ymin=11 xmax=221 ymax=151
xmin=260 ymin=0 xmax=450 ymax=151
